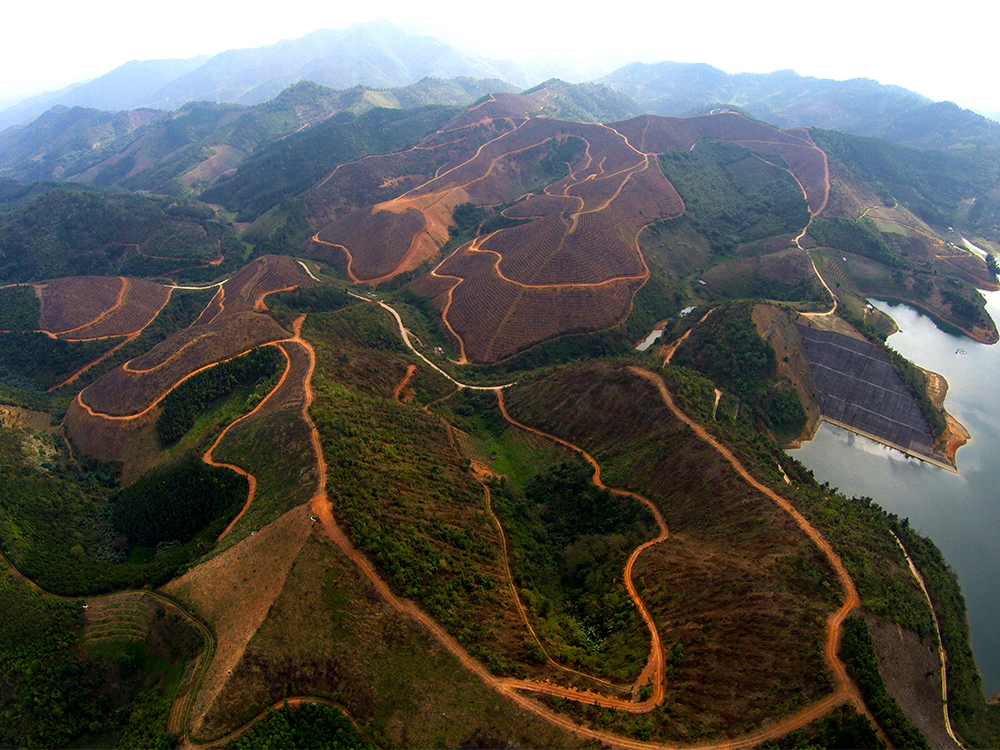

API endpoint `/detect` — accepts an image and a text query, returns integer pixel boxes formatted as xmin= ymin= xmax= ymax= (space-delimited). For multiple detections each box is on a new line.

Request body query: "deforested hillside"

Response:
xmin=4 ymin=63 xmax=1000 ymax=750
xmin=304 ymin=98 xmax=834 ymax=362
xmin=0 ymin=77 xmax=519 ymax=198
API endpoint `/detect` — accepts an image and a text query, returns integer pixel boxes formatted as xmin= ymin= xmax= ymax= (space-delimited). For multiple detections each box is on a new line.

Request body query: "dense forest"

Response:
xmin=111 ymin=459 xmax=248 ymax=549
xmin=0 ymin=188 xmax=240 ymax=282
xmin=157 ymin=346 xmax=284 ymax=444
xmin=0 ymin=565 xmax=202 ymax=749
xmin=229 ymin=703 xmax=372 ymax=749
xmin=0 ymin=422 xmax=246 ymax=594
xmin=492 ymin=461 xmax=655 ymax=677
xmin=658 ymin=140 xmax=810 ymax=254
xmin=0 ymin=285 xmax=39 ymax=329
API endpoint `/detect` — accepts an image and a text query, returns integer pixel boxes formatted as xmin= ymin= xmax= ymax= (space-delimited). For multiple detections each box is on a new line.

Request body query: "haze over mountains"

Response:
xmin=0 ymin=21 xmax=533 ymax=131
xmin=8 ymin=13 xmax=1000 ymax=750
xmin=3 ymin=18 xmax=999 ymax=145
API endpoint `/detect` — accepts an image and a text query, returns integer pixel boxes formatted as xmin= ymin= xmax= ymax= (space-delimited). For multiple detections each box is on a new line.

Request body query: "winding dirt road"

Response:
xmin=347 ymin=291 xmax=509 ymax=390
xmin=42 ymin=280 xmax=181 ymax=391
xmin=661 ymin=308 xmax=713 ymax=364
xmin=890 ymin=531 xmax=963 ymax=748
xmin=308 ymin=294 xmax=875 ymax=740
xmin=15 ymin=290 xmax=879 ymax=748
xmin=392 ymin=363 xmax=417 ymax=403
xmin=495 ymin=390 xmax=669 ymax=704
xmin=207 ymin=342 xmax=293 ymax=541
xmin=629 ymin=367 xmax=869 ymax=722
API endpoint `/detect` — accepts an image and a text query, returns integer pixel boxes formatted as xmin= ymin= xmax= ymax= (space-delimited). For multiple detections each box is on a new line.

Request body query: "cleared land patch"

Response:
xmin=796 ymin=325 xmax=938 ymax=463
xmin=60 ymin=279 xmax=171 ymax=341
xmin=38 ymin=276 xmax=124 ymax=333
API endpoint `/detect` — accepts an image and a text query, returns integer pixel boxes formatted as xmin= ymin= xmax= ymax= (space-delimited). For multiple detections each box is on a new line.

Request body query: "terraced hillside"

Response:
xmin=5 ymin=77 xmax=1000 ymax=750
xmin=64 ymin=255 xmax=316 ymax=465
xmin=306 ymin=95 xmax=834 ymax=362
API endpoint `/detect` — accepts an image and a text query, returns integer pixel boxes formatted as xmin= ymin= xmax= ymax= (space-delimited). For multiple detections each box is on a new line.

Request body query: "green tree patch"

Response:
xmin=111 ymin=459 xmax=247 ymax=549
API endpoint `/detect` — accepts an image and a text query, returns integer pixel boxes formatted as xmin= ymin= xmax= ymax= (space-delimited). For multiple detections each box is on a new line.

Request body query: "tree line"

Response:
xmin=157 ymin=346 xmax=283 ymax=445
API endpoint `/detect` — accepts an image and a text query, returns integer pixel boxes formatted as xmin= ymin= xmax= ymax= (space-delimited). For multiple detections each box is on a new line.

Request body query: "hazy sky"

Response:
xmin=3 ymin=0 xmax=998 ymax=112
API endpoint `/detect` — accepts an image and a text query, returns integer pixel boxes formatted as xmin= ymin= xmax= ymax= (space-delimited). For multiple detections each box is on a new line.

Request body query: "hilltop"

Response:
xmin=599 ymin=62 xmax=1000 ymax=149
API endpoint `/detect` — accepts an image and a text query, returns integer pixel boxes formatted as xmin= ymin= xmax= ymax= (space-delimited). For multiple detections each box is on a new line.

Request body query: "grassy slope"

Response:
xmin=200 ymin=534 xmax=583 ymax=748
xmin=305 ymin=306 xmax=526 ymax=670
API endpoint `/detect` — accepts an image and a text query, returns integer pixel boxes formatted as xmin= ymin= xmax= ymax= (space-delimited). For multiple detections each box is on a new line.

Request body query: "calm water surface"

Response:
xmin=789 ymin=291 xmax=1000 ymax=697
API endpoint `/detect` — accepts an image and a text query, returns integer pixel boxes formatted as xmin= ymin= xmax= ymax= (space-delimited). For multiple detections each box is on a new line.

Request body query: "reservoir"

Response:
xmin=790 ymin=291 xmax=1000 ymax=697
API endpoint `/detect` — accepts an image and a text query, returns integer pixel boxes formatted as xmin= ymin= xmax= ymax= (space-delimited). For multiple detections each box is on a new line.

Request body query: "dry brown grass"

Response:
xmin=63 ymin=397 xmax=161 ymax=479
xmin=38 ymin=276 xmax=123 ymax=333
xmin=316 ymin=207 xmax=426 ymax=281
xmin=821 ymin=155 xmax=885 ymax=220
xmin=195 ymin=533 xmax=583 ymax=748
xmin=179 ymin=145 xmax=246 ymax=190
xmin=61 ymin=280 xmax=171 ymax=340
xmin=161 ymin=504 xmax=314 ymax=738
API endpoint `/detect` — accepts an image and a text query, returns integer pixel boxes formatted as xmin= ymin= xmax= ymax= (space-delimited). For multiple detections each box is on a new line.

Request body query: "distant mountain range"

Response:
xmin=2 ymin=19 xmax=998 ymax=151
xmin=0 ymin=20 xmax=533 ymax=131
xmin=4 ymin=18 xmax=1000 ymax=200
xmin=598 ymin=62 xmax=1000 ymax=148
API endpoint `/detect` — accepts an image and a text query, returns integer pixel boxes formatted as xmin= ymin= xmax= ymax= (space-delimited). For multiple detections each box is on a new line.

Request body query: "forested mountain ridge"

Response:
xmin=599 ymin=61 xmax=1000 ymax=149
xmin=0 ymin=77 xmax=518 ymax=195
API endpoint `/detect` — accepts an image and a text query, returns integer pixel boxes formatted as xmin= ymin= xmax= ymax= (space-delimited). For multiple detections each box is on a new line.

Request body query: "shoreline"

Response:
xmin=872 ymin=295 xmax=998 ymax=346
xmin=792 ymin=407 xmax=963 ymax=474
xmin=921 ymin=367 xmax=971 ymax=464
xmin=810 ymin=416 xmax=957 ymax=473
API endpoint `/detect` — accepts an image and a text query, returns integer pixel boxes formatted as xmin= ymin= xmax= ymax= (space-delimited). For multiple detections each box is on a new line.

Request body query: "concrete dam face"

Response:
xmin=796 ymin=325 xmax=936 ymax=461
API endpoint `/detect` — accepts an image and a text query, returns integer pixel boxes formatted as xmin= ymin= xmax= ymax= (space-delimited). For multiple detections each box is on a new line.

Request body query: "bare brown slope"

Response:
xmin=37 ymin=276 xmax=124 ymax=333
xmin=72 ymin=255 xmax=314 ymax=417
xmin=162 ymin=504 xmax=314 ymax=738
xmin=65 ymin=255 xmax=315 ymax=461
xmin=502 ymin=363 xmax=869 ymax=740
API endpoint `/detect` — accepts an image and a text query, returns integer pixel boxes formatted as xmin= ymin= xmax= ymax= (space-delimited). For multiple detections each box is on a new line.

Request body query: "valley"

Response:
xmin=2 ymin=57 xmax=1000 ymax=750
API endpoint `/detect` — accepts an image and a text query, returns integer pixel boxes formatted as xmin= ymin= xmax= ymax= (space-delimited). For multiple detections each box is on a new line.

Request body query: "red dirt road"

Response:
xmin=392 ymin=363 xmax=417 ymax=403
xmin=628 ymin=368 xmax=869 ymax=721
xmin=208 ymin=342 xmax=294 ymax=541
xmin=294 ymin=299 xmax=874 ymax=746
xmin=496 ymin=389 xmax=668 ymax=705
xmin=177 ymin=299 xmax=876 ymax=748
